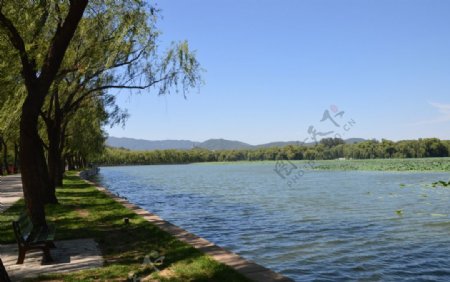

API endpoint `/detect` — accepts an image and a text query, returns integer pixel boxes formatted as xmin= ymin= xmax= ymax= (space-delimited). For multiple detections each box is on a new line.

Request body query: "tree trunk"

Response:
xmin=0 ymin=138 xmax=3 ymax=176
xmin=56 ymin=123 xmax=67 ymax=186
xmin=46 ymin=126 xmax=59 ymax=204
xmin=20 ymin=95 xmax=49 ymax=227
xmin=45 ymin=106 xmax=62 ymax=204
xmin=45 ymin=87 xmax=65 ymax=202
xmin=78 ymin=154 xmax=84 ymax=169
xmin=14 ymin=142 xmax=19 ymax=173
xmin=2 ymin=139 xmax=8 ymax=174
xmin=74 ymin=154 xmax=80 ymax=169
xmin=56 ymin=156 xmax=64 ymax=186
xmin=67 ymin=155 xmax=75 ymax=170
xmin=81 ymin=156 xmax=86 ymax=169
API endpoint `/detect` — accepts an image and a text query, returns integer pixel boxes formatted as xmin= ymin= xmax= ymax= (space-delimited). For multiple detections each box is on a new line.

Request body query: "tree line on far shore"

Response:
xmin=94 ymin=137 xmax=450 ymax=165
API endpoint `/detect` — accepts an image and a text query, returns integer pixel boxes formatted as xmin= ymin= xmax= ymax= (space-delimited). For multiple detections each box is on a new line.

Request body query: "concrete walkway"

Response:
xmin=0 ymin=239 xmax=103 ymax=281
xmin=0 ymin=174 xmax=23 ymax=213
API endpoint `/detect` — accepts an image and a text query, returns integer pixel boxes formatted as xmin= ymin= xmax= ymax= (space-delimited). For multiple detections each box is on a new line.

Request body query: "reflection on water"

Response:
xmin=95 ymin=163 xmax=450 ymax=281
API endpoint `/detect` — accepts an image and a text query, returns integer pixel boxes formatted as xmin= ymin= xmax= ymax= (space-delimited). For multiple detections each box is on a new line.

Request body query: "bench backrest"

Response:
xmin=12 ymin=213 xmax=33 ymax=245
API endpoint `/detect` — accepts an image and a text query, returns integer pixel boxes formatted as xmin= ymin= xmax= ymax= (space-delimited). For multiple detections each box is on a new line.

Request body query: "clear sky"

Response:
xmin=107 ymin=0 xmax=450 ymax=145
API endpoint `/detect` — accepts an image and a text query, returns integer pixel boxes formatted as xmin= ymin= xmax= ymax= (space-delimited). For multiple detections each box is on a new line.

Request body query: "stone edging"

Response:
xmin=79 ymin=167 xmax=99 ymax=179
xmin=80 ymin=173 xmax=294 ymax=282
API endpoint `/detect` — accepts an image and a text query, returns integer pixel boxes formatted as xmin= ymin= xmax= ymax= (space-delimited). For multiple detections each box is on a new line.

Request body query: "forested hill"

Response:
xmin=107 ymin=137 xmax=365 ymax=151
xmin=107 ymin=137 xmax=198 ymax=150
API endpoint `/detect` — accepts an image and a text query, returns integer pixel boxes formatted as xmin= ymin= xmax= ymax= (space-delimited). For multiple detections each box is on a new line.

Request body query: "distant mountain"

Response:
xmin=344 ymin=138 xmax=366 ymax=144
xmin=107 ymin=137 xmax=366 ymax=151
xmin=197 ymin=139 xmax=252 ymax=150
xmin=107 ymin=137 xmax=198 ymax=150
xmin=257 ymin=141 xmax=310 ymax=148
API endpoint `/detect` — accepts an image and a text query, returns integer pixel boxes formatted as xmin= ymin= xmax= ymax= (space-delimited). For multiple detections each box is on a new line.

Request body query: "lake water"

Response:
xmin=95 ymin=163 xmax=450 ymax=281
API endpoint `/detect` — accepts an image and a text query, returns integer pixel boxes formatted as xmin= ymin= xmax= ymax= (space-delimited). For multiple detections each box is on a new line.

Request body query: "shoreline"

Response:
xmin=80 ymin=169 xmax=294 ymax=282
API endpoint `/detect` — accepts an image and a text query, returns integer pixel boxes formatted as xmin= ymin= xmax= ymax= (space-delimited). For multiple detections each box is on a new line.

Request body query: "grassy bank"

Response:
xmin=0 ymin=172 xmax=249 ymax=281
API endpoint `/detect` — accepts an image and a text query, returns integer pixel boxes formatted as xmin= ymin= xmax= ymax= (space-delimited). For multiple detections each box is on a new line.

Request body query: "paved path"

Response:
xmin=0 ymin=239 xmax=103 ymax=280
xmin=0 ymin=174 xmax=23 ymax=213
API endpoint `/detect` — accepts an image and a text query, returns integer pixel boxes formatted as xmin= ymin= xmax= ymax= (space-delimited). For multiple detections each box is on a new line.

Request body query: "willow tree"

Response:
xmin=40 ymin=2 xmax=201 ymax=202
xmin=64 ymin=98 xmax=109 ymax=170
xmin=0 ymin=0 xmax=90 ymax=226
xmin=0 ymin=30 xmax=22 ymax=175
xmin=0 ymin=1 xmax=201 ymax=224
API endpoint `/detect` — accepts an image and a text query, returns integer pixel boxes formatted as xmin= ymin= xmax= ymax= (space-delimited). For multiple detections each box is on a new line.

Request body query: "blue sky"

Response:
xmin=107 ymin=0 xmax=450 ymax=145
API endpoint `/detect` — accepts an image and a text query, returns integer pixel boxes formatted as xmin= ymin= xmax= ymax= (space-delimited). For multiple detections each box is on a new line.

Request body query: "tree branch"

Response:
xmin=66 ymin=75 xmax=171 ymax=114
xmin=32 ymin=0 xmax=49 ymax=40
xmin=0 ymin=10 xmax=36 ymax=82
xmin=38 ymin=0 xmax=88 ymax=94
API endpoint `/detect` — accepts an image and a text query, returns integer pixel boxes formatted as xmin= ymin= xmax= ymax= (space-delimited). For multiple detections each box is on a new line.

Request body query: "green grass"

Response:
xmin=0 ymin=172 xmax=249 ymax=282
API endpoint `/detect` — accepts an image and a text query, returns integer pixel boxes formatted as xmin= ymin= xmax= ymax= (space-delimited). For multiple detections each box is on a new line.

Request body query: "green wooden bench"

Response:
xmin=12 ymin=213 xmax=56 ymax=264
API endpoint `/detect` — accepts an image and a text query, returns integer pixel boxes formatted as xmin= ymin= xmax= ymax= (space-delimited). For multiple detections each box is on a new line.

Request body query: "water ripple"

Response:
xmin=95 ymin=165 xmax=450 ymax=281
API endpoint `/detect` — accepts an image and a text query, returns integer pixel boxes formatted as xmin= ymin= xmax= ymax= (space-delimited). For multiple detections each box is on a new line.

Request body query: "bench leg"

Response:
xmin=43 ymin=247 xmax=53 ymax=263
xmin=16 ymin=248 xmax=25 ymax=264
